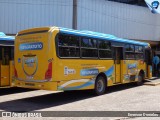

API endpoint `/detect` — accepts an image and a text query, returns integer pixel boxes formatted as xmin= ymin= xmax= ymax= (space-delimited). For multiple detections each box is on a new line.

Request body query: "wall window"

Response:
xmin=99 ymin=41 xmax=112 ymax=58
xmin=81 ymin=38 xmax=98 ymax=58
xmin=58 ymin=34 xmax=80 ymax=58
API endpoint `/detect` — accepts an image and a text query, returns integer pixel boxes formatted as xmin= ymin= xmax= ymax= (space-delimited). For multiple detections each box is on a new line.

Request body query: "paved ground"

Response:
xmin=0 ymin=81 xmax=160 ymax=120
xmin=144 ymin=77 xmax=160 ymax=86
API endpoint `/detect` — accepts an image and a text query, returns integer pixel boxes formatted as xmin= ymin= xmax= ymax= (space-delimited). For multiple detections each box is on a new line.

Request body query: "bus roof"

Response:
xmin=59 ymin=27 xmax=149 ymax=46
xmin=0 ymin=32 xmax=15 ymax=41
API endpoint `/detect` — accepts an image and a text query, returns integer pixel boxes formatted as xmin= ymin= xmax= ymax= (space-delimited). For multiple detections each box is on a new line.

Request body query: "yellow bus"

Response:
xmin=0 ymin=32 xmax=14 ymax=87
xmin=14 ymin=27 xmax=152 ymax=95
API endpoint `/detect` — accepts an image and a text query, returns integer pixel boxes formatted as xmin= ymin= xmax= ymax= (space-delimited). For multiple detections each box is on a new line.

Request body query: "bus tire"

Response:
xmin=136 ymin=74 xmax=144 ymax=86
xmin=94 ymin=76 xmax=106 ymax=95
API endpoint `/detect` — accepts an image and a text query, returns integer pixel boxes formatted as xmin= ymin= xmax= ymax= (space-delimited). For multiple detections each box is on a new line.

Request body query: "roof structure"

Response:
xmin=59 ymin=27 xmax=149 ymax=46
xmin=0 ymin=32 xmax=15 ymax=41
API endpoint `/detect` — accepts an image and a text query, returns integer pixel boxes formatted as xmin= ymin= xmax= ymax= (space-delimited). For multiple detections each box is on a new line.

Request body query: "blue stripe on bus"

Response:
xmin=59 ymin=27 xmax=148 ymax=46
xmin=58 ymin=80 xmax=94 ymax=91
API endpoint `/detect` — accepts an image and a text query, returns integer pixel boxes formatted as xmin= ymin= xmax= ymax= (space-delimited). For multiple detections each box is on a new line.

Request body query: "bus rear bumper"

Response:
xmin=13 ymin=78 xmax=95 ymax=91
xmin=14 ymin=79 xmax=58 ymax=91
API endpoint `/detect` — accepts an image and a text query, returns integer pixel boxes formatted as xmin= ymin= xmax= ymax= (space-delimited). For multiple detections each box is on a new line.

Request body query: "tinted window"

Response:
xmin=1 ymin=47 xmax=10 ymax=65
xmin=99 ymin=41 xmax=111 ymax=49
xmin=135 ymin=46 xmax=143 ymax=52
xmin=58 ymin=34 xmax=79 ymax=47
xmin=81 ymin=49 xmax=98 ymax=58
xmin=135 ymin=53 xmax=144 ymax=59
xmin=99 ymin=50 xmax=112 ymax=58
xmin=81 ymin=38 xmax=98 ymax=58
xmin=89 ymin=39 xmax=97 ymax=48
xmin=125 ymin=44 xmax=135 ymax=59
xmin=98 ymin=40 xmax=112 ymax=59
xmin=125 ymin=44 xmax=144 ymax=60
xmin=81 ymin=38 xmax=89 ymax=47
xmin=125 ymin=52 xmax=135 ymax=59
xmin=11 ymin=47 xmax=14 ymax=60
xmin=58 ymin=34 xmax=80 ymax=58
xmin=125 ymin=44 xmax=134 ymax=51
xmin=81 ymin=38 xmax=97 ymax=48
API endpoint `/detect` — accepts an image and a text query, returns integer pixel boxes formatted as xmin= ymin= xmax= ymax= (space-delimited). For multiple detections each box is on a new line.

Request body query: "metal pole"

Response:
xmin=72 ymin=0 xmax=77 ymax=30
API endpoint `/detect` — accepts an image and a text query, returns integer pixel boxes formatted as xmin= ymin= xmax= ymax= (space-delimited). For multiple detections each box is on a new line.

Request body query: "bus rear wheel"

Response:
xmin=94 ymin=76 xmax=106 ymax=95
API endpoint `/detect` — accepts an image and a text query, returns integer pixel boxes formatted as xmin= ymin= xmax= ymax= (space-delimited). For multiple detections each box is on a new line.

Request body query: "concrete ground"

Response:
xmin=0 ymin=80 xmax=160 ymax=120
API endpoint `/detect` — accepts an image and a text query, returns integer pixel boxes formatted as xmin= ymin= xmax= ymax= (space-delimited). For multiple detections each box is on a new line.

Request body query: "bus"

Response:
xmin=14 ymin=27 xmax=152 ymax=95
xmin=0 ymin=32 xmax=14 ymax=87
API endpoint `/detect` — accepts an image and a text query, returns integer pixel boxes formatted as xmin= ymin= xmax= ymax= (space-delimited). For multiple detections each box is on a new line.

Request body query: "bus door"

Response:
xmin=114 ymin=47 xmax=123 ymax=83
xmin=0 ymin=47 xmax=10 ymax=87
xmin=145 ymin=49 xmax=152 ymax=78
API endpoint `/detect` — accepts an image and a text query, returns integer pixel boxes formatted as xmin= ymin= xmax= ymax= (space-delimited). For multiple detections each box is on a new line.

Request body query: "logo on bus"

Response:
xmin=152 ymin=1 xmax=159 ymax=9
xmin=145 ymin=0 xmax=160 ymax=14
xmin=80 ymin=69 xmax=99 ymax=76
xmin=128 ymin=63 xmax=137 ymax=69
xmin=19 ymin=42 xmax=43 ymax=51
xmin=22 ymin=56 xmax=38 ymax=77
xmin=64 ymin=66 xmax=76 ymax=75
xmin=24 ymin=58 xmax=36 ymax=67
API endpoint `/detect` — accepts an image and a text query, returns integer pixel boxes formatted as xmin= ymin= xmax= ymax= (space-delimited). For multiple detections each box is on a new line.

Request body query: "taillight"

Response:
xmin=14 ymin=67 xmax=18 ymax=78
xmin=45 ymin=62 xmax=52 ymax=79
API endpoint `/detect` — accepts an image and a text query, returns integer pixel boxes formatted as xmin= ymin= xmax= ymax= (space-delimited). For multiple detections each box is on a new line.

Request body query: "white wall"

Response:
xmin=0 ymin=0 xmax=160 ymax=41
xmin=0 ymin=0 xmax=73 ymax=34
xmin=77 ymin=0 xmax=160 ymax=41
xmin=155 ymin=16 xmax=160 ymax=41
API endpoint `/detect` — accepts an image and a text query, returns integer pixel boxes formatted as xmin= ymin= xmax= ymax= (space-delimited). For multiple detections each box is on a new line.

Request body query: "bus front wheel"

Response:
xmin=94 ymin=76 xmax=106 ymax=95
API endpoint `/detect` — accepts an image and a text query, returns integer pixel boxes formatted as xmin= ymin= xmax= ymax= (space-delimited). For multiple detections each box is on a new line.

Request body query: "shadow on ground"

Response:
xmin=0 ymin=87 xmax=35 ymax=96
xmin=0 ymin=83 xmax=138 ymax=112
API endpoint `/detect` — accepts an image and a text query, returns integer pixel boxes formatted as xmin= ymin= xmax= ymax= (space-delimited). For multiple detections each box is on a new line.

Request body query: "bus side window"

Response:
xmin=81 ymin=38 xmax=98 ymax=58
xmin=58 ymin=34 xmax=80 ymax=58
xmin=11 ymin=47 xmax=14 ymax=60
xmin=1 ymin=47 xmax=10 ymax=65
xmin=135 ymin=46 xmax=144 ymax=60
xmin=99 ymin=40 xmax=112 ymax=59
xmin=0 ymin=47 xmax=2 ymax=61
xmin=125 ymin=44 xmax=135 ymax=59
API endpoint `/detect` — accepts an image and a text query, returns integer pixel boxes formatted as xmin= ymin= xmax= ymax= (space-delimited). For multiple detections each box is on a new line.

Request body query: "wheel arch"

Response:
xmin=139 ymin=69 xmax=145 ymax=80
xmin=96 ymin=72 xmax=107 ymax=85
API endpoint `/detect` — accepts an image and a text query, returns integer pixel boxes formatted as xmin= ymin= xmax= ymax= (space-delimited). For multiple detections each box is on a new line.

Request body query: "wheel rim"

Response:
xmin=97 ymin=79 xmax=104 ymax=93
